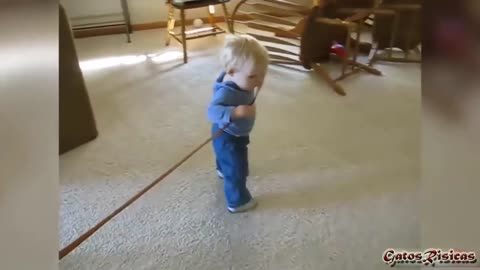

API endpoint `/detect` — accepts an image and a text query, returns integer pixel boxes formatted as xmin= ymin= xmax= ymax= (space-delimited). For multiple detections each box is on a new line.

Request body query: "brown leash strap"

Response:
xmin=59 ymin=127 xmax=226 ymax=259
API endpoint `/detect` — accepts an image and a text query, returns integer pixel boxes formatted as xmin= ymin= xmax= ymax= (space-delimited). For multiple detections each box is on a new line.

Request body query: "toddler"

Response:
xmin=207 ymin=34 xmax=269 ymax=213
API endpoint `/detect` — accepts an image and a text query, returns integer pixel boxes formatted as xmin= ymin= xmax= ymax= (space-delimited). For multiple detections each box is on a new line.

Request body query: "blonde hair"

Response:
xmin=220 ymin=34 xmax=270 ymax=72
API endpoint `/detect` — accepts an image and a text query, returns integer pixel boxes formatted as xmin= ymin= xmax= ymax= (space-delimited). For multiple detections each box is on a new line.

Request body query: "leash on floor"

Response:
xmin=59 ymin=87 xmax=261 ymax=260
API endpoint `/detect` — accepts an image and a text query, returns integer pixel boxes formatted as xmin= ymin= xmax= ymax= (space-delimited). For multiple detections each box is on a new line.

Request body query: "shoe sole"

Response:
xmin=227 ymin=199 xmax=257 ymax=213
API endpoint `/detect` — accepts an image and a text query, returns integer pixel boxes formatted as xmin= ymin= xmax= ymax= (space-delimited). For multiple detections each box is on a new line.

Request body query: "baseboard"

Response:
xmin=73 ymin=25 xmax=128 ymax=38
xmin=72 ymin=14 xmax=250 ymax=39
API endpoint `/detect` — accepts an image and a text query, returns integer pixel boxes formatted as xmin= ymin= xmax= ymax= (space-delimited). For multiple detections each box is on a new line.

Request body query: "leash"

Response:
xmin=59 ymin=87 xmax=261 ymax=259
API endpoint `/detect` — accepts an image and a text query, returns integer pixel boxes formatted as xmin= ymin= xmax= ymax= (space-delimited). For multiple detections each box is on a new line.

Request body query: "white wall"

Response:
xmin=60 ymin=0 xmax=123 ymax=18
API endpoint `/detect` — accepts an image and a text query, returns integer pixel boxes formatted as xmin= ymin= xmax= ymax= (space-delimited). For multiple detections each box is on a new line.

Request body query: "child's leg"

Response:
xmin=216 ymin=159 xmax=222 ymax=172
xmin=215 ymin=158 xmax=224 ymax=178
xmin=212 ymin=134 xmax=252 ymax=208
xmin=233 ymin=136 xmax=251 ymax=201
xmin=212 ymin=124 xmax=223 ymax=178
xmin=239 ymin=136 xmax=250 ymax=178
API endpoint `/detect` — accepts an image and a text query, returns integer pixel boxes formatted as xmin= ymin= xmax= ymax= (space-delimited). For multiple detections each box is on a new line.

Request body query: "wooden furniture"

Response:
xmin=368 ymin=0 xmax=422 ymax=65
xmin=231 ymin=0 xmax=382 ymax=96
xmin=60 ymin=5 xmax=98 ymax=154
xmin=165 ymin=0 xmax=232 ymax=63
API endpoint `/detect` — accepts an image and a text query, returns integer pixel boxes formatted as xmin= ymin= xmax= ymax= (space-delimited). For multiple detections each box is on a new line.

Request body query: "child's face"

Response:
xmin=228 ymin=58 xmax=267 ymax=92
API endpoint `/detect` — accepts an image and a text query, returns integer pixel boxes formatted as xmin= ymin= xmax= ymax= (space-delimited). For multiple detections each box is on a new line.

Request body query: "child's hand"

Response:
xmin=232 ymin=105 xmax=256 ymax=119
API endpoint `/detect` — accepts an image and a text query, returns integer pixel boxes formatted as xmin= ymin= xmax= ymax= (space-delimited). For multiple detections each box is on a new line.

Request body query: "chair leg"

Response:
xmin=207 ymin=7 xmax=216 ymax=36
xmin=221 ymin=3 xmax=232 ymax=33
xmin=342 ymin=26 xmax=352 ymax=76
xmin=124 ymin=23 xmax=131 ymax=43
xmin=404 ymin=11 xmax=418 ymax=60
xmin=180 ymin=8 xmax=187 ymax=63
xmin=368 ymin=41 xmax=379 ymax=66
xmin=165 ymin=4 xmax=175 ymax=46
xmin=368 ymin=14 xmax=379 ymax=66
xmin=121 ymin=0 xmax=132 ymax=42
xmin=352 ymin=28 xmax=360 ymax=71
xmin=312 ymin=63 xmax=346 ymax=96
xmin=388 ymin=12 xmax=400 ymax=59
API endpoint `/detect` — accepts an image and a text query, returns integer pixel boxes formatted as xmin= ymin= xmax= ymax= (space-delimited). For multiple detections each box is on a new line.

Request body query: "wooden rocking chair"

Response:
xmin=230 ymin=0 xmax=382 ymax=96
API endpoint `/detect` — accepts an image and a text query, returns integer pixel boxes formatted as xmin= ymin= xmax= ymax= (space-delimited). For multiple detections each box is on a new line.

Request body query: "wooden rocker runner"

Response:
xmin=230 ymin=0 xmax=383 ymax=96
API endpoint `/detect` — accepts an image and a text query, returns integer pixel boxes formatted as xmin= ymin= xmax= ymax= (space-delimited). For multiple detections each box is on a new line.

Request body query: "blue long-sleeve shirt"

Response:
xmin=207 ymin=72 xmax=255 ymax=137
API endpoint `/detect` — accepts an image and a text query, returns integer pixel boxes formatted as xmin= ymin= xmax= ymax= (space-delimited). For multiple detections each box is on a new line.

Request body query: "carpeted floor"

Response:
xmin=59 ymin=27 xmax=420 ymax=270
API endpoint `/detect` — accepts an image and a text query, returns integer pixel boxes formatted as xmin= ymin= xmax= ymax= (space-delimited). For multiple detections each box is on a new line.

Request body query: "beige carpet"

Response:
xmin=60 ymin=27 xmax=420 ymax=270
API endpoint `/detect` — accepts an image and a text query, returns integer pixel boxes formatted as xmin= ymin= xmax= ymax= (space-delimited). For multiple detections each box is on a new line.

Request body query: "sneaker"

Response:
xmin=227 ymin=198 xmax=258 ymax=213
xmin=216 ymin=169 xmax=224 ymax=179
